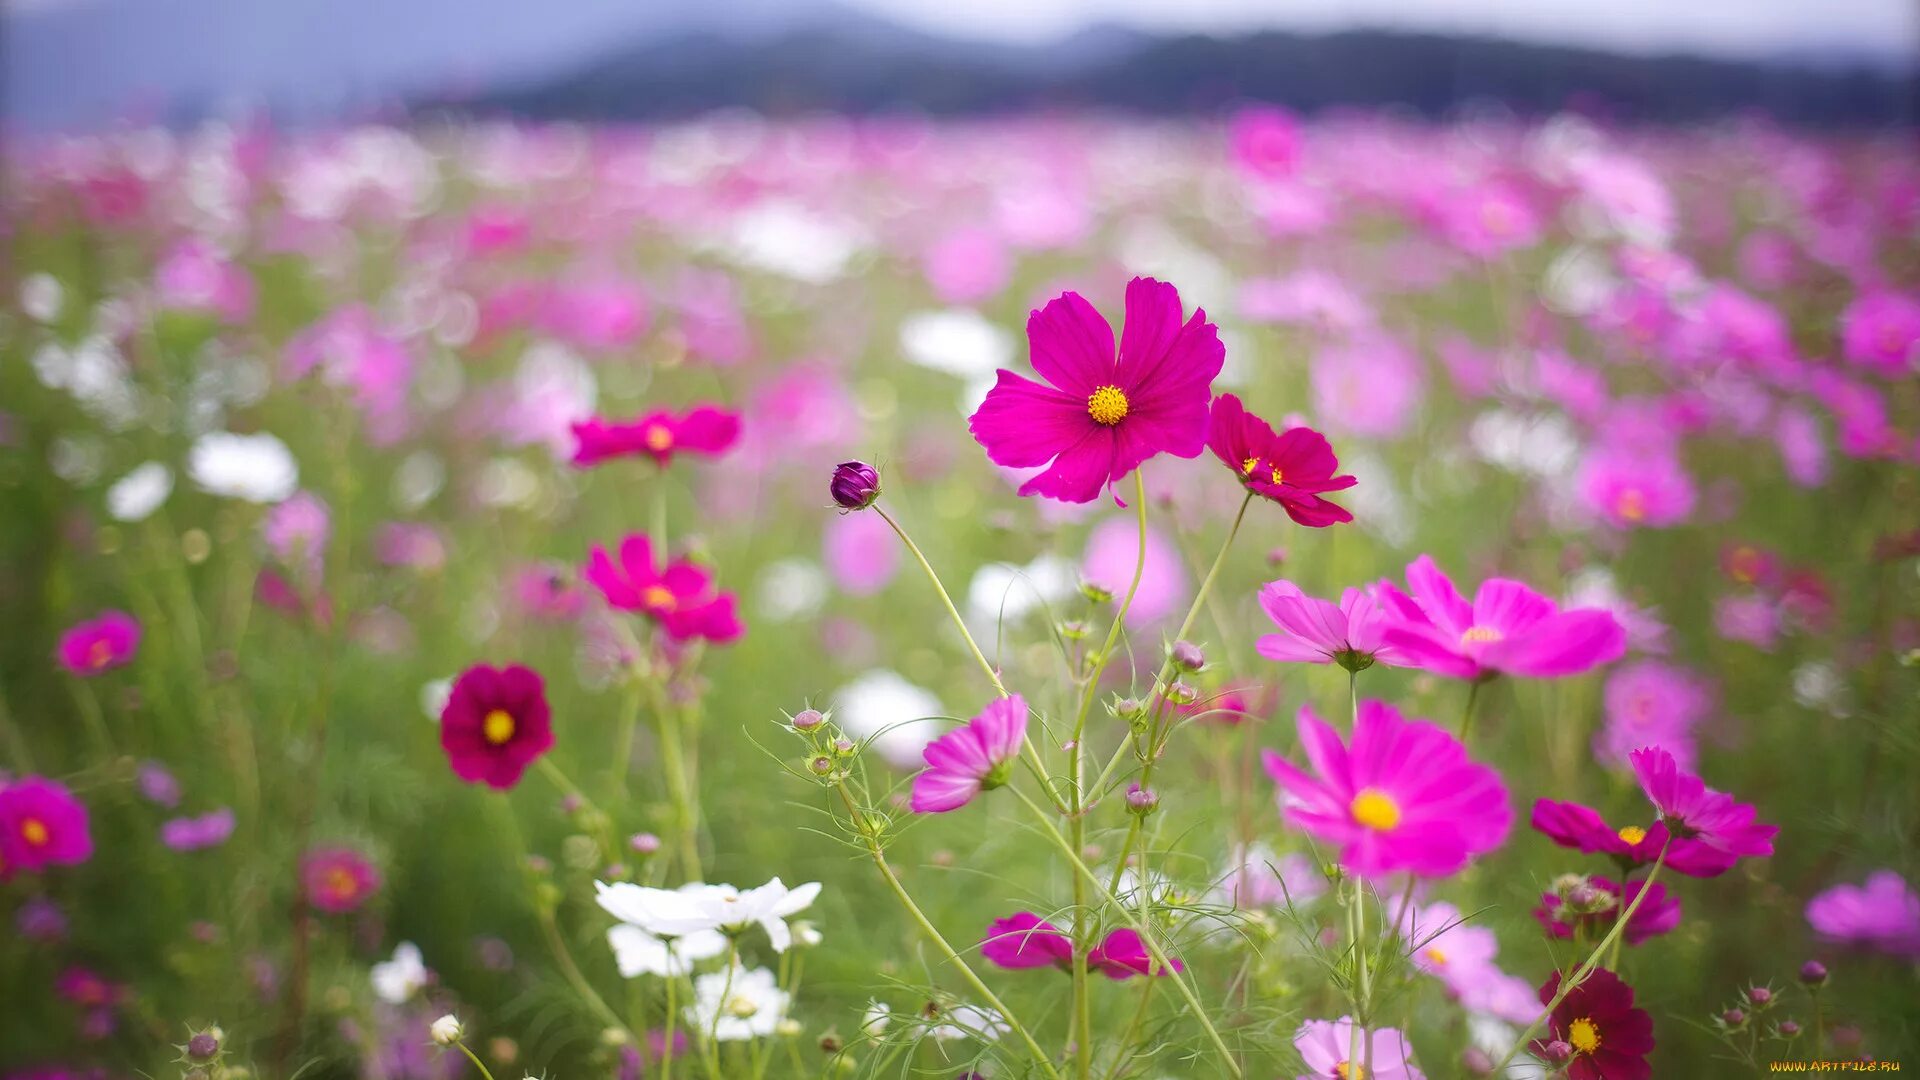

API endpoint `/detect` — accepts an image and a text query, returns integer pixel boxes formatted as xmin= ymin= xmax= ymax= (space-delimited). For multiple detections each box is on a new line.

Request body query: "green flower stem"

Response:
xmin=1459 ymin=677 xmax=1487 ymax=741
xmin=536 ymin=904 xmax=638 ymax=1047
xmin=453 ymin=1040 xmax=499 ymax=1080
xmin=833 ymin=780 xmax=1062 ymax=1080
xmin=1012 ymin=787 xmax=1243 ymax=1078
xmin=646 ymin=680 xmax=706 ymax=882
xmin=1492 ymin=835 xmax=1672 ymax=1075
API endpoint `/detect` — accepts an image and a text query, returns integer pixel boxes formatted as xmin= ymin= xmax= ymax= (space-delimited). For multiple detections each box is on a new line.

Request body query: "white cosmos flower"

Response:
xmin=899 ymin=309 xmax=1012 ymax=380
xmin=679 ymin=877 xmax=822 ymax=953
xmin=105 ymin=462 xmax=173 ymax=522
xmin=20 ymin=272 xmax=63 ymax=323
xmin=370 ymin=941 xmax=429 ymax=1004
xmin=686 ymin=963 xmax=789 ymax=1041
xmin=606 ymin=922 xmax=727 ymax=978
xmin=428 ymin=1014 xmax=463 ymax=1046
xmin=831 ymin=669 xmax=944 ymax=769
xmin=929 ymin=1004 xmax=1008 ymax=1042
xmin=420 ymin=677 xmax=454 ymax=722
xmin=860 ymin=1001 xmax=891 ymax=1038
xmin=188 ymin=431 xmax=298 ymax=503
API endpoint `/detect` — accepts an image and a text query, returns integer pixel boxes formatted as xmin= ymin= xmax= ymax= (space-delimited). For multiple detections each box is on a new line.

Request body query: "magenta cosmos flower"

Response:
xmin=440 ymin=664 xmax=554 ymax=791
xmin=1629 ymin=747 xmax=1776 ymax=862
xmin=301 ymin=846 xmax=381 ymax=914
xmin=1261 ymin=700 xmax=1511 ymax=878
xmin=1595 ymin=660 xmax=1713 ymax=772
xmin=585 ymin=534 xmax=744 ymax=644
xmin=571 ymin=405 xmax=741 ymax=469
xmin=1805 ymin=870 xmax=1920 ymax=958
xmin=1256 ymin=580 xmax=1407 ymax=672
xmin=1292 ymin=1017 xmax=1423 ymax=1080
xmin=1532 ymin=968 xmax=1654 ymax=1080
xmin=910 ymin=695 xmax=1027 ymax=813
xmin=1378 ymin=556 xmax=1626 ymax=681
xmin=980 ymin=913 xmax=1182 ymax=979
xmin=1839 ymin=290 xmax=1920 ymax=376
xmin=1534 ymin=876 xmax=1681 ymax=946
xmin=1205 ymin=394 xmax=1356 ymax=526
xmin=56 ymin=611 xmax=140 ymax=676
xmin=1529 ymin=799 xmax=1737 ymax=878
xmin=0 ymin=777 xmax=94 ymax=875
xmin=968 ymin=276 xmax=1224 ymax=503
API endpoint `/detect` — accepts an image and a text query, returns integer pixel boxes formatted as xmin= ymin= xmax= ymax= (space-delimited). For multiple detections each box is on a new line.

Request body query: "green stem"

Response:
xmin=833 ymin=781 xmax=1061 ymax=1079
xmin=647 ymin=682 xmax=705 ymax=881
xmin=707 ymin=943 xmax=736 ymax=1077
xmin=1459 ymin=678 xmax=1486 ymax=741
xmin=663 ymin=963 xmax=679 ymax=1080
xmin=453 ymin=1041 xmax=500 ymax=1080
xmin=1492 ymin=836 xmax=1671 ymax=1075
xmin=537 ymin=906 xmax=638 ymax=1047
xmin=609 ymin=675 xmax=644 ymax=804
xmin=874 ymin=504 xmax=1007 ymax=697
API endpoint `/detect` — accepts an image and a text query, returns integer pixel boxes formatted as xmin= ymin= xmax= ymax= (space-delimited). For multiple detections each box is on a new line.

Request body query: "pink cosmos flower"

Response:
xmin=823 ymin=511 xmax=899 ymax=596
xmin=968 ymin=276 xmax=1224 ymax=503
xmin=1629 ymin=747 xmax=1776 ymax=862
xmin=0 ymin=777 xmax=94 ymax=874
xmin=1535 ymin=875 xmax=1680 ymax=946
xmin=1720 ymin=544 xmax=1781 ymax=588
xmin=374 ymin=523 xmax=447 ymax=572
xmin=923 ymin=226 xmax=1010 ymax=304
xmin=539 ymin=278 xmax=650 ymax=353
xmin=1595 ymin=660 xmax=1713 ymax=772
xmin=1080 ymin=517 xmax=1187 ymax=627
xmin=1256 ymin=581 xmax=1406 ymax=671
xmin=154 ymin=239 xmax=255 ymax=323
xmin=1805 ymin=871 xmax=1920 ymax=958
xmin=981 ymin=911 xmax=1072 ymax=970
xmin=1839 ymin=291 xmax=1920 ymax=376
xmin=56 ymin=611 xmax=140 ymax=676
xmin=509 ymin=562 xmax=587 ymax=622
xmin=1714 ymin=594 xmax=1780 ymax=651
xmin=284 ymin=305 xmax=415 ymax=444
xmin=1085 ymin=928 xmax=1183 ymax=979
xmin=1529 ymin=799 xmax=1737 ymax=878
xmin=161 ymin=808 xmax=236 ymax=852
xmin=1378 ymin=556 xmax=1626 ymax=681
xmin=262 ymin=490 xmax=330 ymax=580
xmin=440 ymin=664 xmax=554 ymax=791
xmin=301 ymin=846 xmax=381 ymax=914
xmin=1204 ymin=394 xmax=1356 ymax=526
xmin=571 ymin=406 xmax=742 ymax=469
xmin=1227 ymin=105 xmax=1302 ymax=181
xmin=1291 ymin=1018 xmax=1424 ymax=1080
xmin=910 ymin=695 xmax=1027 ymax=813
xmin=1309 ymin=334 xmax=1423 ymax=440
xmin=1400 ymin=900 xmax=1500 ymax=984
xmin=585 ymin=534 xmax=744 ymax=645
xmin=1438 ymin=179 xmax=1542 ymax=259
xmin=1261 ymin=700 xmax=1511 ymax=878
xmin=1576 ymin=445 xmax=1696 ymax=529
xmin=55 ymin=966 xmax=126 ymax=1010
xmin=1773 ymin=405 xmax=1829 ymax=487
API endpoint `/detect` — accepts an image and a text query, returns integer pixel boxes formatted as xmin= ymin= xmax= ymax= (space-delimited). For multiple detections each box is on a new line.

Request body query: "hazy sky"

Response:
xmin=842 ymin=0 xmax=1918 ymax=58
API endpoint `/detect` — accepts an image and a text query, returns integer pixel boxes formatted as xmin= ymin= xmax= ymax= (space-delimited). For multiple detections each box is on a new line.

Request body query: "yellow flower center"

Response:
xmin=1616 ymin=488 xmax=1647 ymax=521
xmin=483 ymin=709 xmax=516 ymax=746
xmin=1617 ymin=825 xmax=1648 ymax=845
xmin=1460 ymin=625 xmax=1504 ymax=646
xmin=1087 ymin=385 xmax=1129 ymax=426
xmin=1424 ymin=946 xmax=1448 ymax=967
xmin=1349 ymin=788 xmax=1402 ymax=831
xmin=645 ymin=425 xmax=673 ymax=452
xmin=21 ymin=817 xmax=50 ymax=847
xmin=88 ymin=640 xmax=114 ymax=668
xmin=726 ymin=993 xmax=759 ymax=1018
xmin=1334 ymin=1063 xmax=1368 ymax=1080
xmin=1241 ymin=455 xmax=1260 ymax=475
xmin=642 ymin=585 xmax=677 ymax=610
xmin=1569 ymin=1017 xmax=1602 ymax=1054
xmin=326 ymin=867 xmax=359 ymax=901
xmin=1729 ymin=546 xmax=1760 ymax=583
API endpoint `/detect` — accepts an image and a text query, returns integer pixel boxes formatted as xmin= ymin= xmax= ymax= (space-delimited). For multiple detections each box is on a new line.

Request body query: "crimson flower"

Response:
xmin=1204 ymin=393 xmax=1355 ymax=526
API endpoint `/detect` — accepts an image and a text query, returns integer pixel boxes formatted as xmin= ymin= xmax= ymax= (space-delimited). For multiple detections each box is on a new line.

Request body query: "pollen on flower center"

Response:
xmin=1334 ymin=1062 xmax=1368 ymax=1080
xmin=1349 ymin=788 xmax=1402 ymax=831
xmin=87 ymin=640 xmax=113 ymax=668
xmin=20 ymin=817 xmax=49 ymax=847
xmin=1086 ymin=385 xmax=1130 ymax=426
xmin=1569 ymin=1017 xmax=1602 ymax=1054
xmin=1616 ymin=488 xmax=1647 ymax=521
xmin=326 ymin=868 xmax=359 ymax=901
xmin=642 ymin=585 xmax=677 ymax=610
xmin=482 ymin=709 xmax=516 ymax=746
xmin=1424 ymin=946 xmax=1448 ymax=967
xmin=1617 ymin=825 xmax=1648 ymax=845
xmin=645 ymin=425 xmax=673 ymax=452
xmin=726 ymin=993 xmax=759 ymax=1018
xmin=1460 ymin=625 xmax=1504 ymax=645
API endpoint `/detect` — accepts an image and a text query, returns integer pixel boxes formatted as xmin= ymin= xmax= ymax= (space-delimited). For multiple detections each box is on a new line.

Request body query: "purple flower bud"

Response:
xmin=1541 ymin=1040 xmax=1574 ymax=1064
xmin=791 ymin=709 xmax=825 ymax=732
xmin=187 ymin=1032 xmax=219 ymax=1060
xmin=560 ymin=794 xmax=585 ymax=814
xmin=1126 ymin=783 xmax=1159 ymax=813
xmin=629 ymin=832 xmax=661 ymax=855
xmin=1722 ymin=1008 xmax=1747 ymax=1027
xmin=1748 ymin=987 xmax=1773 ymax=1005
xmin=1799 ymin=961 xmax=1828 ymax=987
xmin=1171 ymin=640 xmax=1205 ymax=671
xmin=1779 ymin=1020 xmax=1802 ymax=1036
xmin=830 ymin=461 xmax=881 ymax=511
xmin=1460 ymin=1047 xmax=1495 ymax=1075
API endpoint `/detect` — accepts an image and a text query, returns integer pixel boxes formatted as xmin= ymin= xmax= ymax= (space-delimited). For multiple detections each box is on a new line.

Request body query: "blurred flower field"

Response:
xmin=1 ymin=112 xmax=1918 ymax=1079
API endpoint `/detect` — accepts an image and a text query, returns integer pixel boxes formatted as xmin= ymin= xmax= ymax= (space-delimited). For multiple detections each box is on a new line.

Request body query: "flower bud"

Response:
xmin=187 ymin=1032 xmax=220 ymax=1061
xmin=791 ymin=709 xmax=826 ymax=732
xmin=1078 ymin=579 xmax=1114 ymax=605
xmin=1460 ymin=1047 xmax=1495 ymax=1075
xmin=1748 ymin=987 xmax=1773 ymax=1006
xmin=830 ymin=462 xmax=881 ymax=511
xmin=430 ymin=1014 xmax=464 ymax=1046
xmin=629 ymin=832 xmax=661 ymax=855
xmin=776 ymin=1018 xmax=802 ymax=1037
xmin=1171 ymin=640 xmax=1205 ymax=672
xmin=809 ymin=755 xmax=835 ymax=776
xmin=1778 ymin=1020 xmax=1802 ymax=1036
xmin=1111 ymin=696 xmax=1146 ymax=721
xmin=1164 ymin=680 xmax=1197 ymax=705
xmin=1540 ymin=1040 xmax=1574 ymax=1064
xmin=1721 ymin=1008 xmax=1747 ymax=1027
xmin=1799 ymin=961 xmax=1828 ymax=987
xmin=1125 ymin=783 xmax=1159 ymax=815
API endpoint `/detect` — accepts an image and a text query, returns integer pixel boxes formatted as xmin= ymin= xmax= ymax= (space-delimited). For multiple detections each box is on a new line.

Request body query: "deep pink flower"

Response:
xmin=981 ymin=912 xmax=1072 ymax=970
xmin=1204 ymin=394 xmax=1355 ymax=526
xmin=570 ymin=406 xmax=741 ymax=468
xmin=54 ymin=967 xmax=126 ymax=1009
xmin=1531 ymin=968 xmax=1654 ymax=1080
xmin=1630 ymin=747 xmax=1777 ymax=862
xmin=1227 ymin=105 xmax=1302 ymax=181
xmin=1839 ymin=291 xmax=1920 ymax=376
xmin=1595 ymin=660 xmax=1713 ymax=772
xmin=968 ymin=277 xmax=1224 ymax=503
xmin=1256 ymin=581 xmax=1406 ymax=671
xmin=1529 ymin=798 xmax=1737 ymax=878
xmin=0 ymin=778 xmax=94 ymax=874
xmin=910 ymin=695 xmax=1027 ymax=813
xmin=1719 ymin=543 xmax=1781 ymax=588
xmin=1378 ymin=556 xmax=1626 ymax=681
xmin=1576 ymin=445 xmax=1696 ymax=529
xmin=1261 ymin=700 xmax=1511 ymax=878
xmin=440 ymin=664 xmax=554 ymax=791
xmin=56 ymin=611 xmax=140 ymax=676
xmin=160 ymin=808 xmax=236 ymax=852
xmin=1292 ymin=1018 xmax=1423 ymax=1080
xmin=1805 ymin=871 xmax=1920 ymax=958
xmin=1535 ymin=876 xmax=1681 ymax=946
xmin=585 ymin=534 xmax=744 ymax=644
xmin=301 ymin=846 xmax=381 ymax=914
xmin=1086 ymin=928 xmax=1183 ymax=980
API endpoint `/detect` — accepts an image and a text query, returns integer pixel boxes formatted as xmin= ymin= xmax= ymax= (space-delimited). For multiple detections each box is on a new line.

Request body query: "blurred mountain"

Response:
xmin=7 ymin=0 xmax=1915 ymax=130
